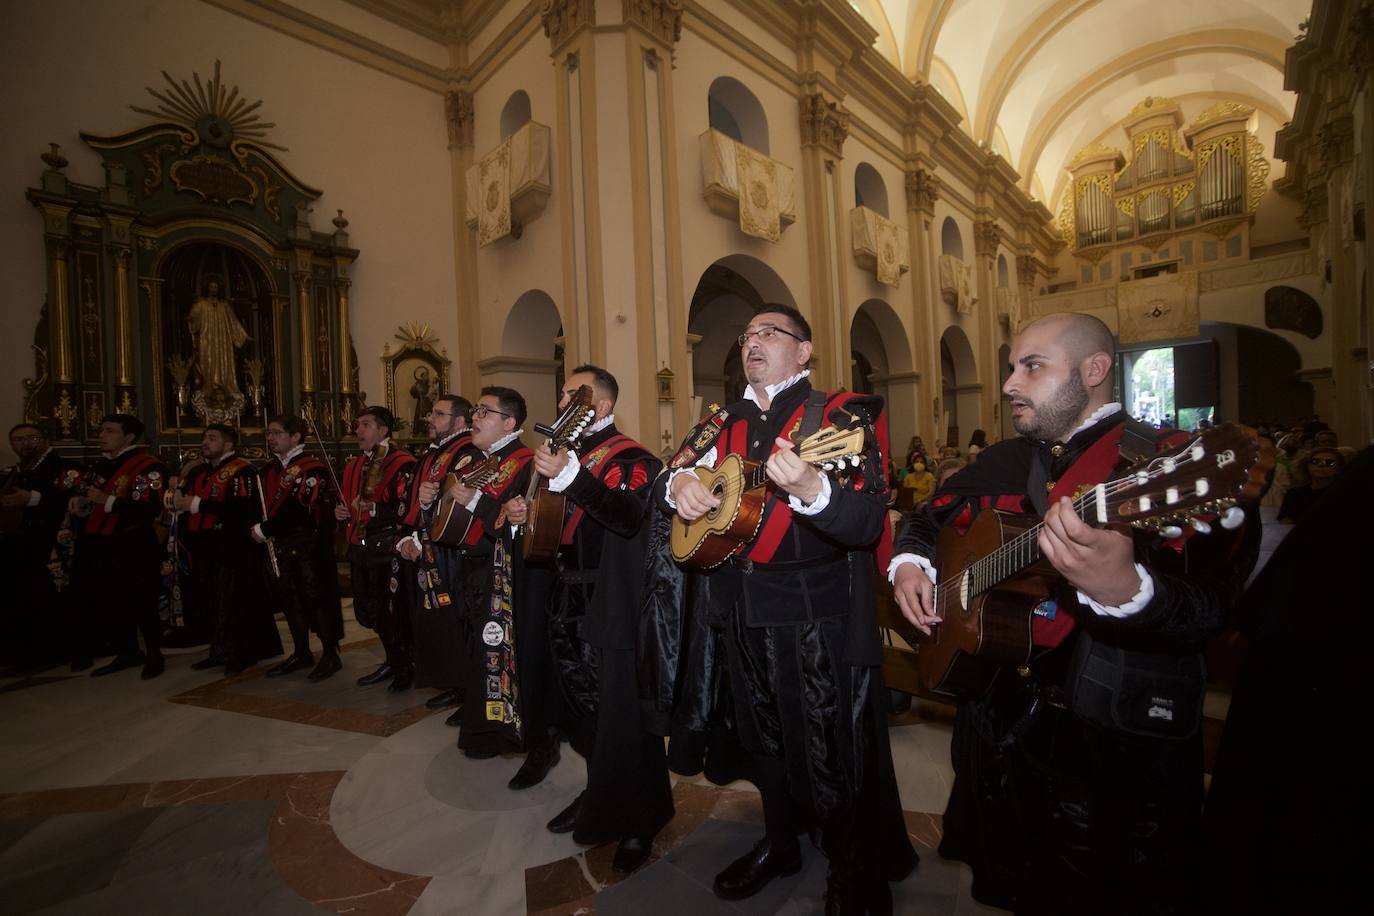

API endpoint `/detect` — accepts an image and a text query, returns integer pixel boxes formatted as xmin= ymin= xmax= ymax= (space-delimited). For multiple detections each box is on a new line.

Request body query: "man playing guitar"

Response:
xmin=891 ymin=312 xmax=1258 ymax=914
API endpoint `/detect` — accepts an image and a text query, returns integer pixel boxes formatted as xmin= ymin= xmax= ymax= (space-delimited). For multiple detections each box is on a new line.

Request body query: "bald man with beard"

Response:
xmin=891 ymin=313 xmax=1257 ymax=915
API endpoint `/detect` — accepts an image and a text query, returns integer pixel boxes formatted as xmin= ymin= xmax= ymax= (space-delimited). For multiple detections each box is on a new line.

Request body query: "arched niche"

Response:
xmin=708 ymin=76 xmax=769 ymax=154
xmin=940 ymin=216 xmax=964 ymax=259
xmin=997 ymin=253 xmax=1010 ymax=288
xmin=851 ymin=298 xmax=915 ymax=458
xmin=854 ymin=162 xmax=889 ymax=217
xmin=940 ymin=325 xmax=978 ymax=448
xmin=687 ymin=255 xmax=796 ymax=411
xmin=485 ymin=289 xmax=563 ymax=434
xmin=500 ymin=90 xmax=531 ymax=140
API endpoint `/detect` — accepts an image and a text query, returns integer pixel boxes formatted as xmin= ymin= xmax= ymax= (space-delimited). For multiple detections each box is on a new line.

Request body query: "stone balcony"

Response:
xmin=465 ymin=121 xmax=552 ymax=246
xmin=699 ymin=128 xmax=795 ymax=242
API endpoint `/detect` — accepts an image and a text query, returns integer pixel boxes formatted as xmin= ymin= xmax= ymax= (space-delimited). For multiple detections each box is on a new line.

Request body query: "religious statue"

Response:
xmin=188 ymin=278 xmax=249 ymax=423
xmin=409 ymin=365 xmax=435 ymax=437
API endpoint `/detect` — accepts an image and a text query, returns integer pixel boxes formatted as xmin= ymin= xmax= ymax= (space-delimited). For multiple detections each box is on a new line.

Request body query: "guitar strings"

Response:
xmin=928 ymin=442 xmax=1215 ymax=617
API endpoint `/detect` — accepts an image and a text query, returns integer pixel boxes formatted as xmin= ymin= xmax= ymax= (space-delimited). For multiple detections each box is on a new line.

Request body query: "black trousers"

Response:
xmin=941 ymin=681 xmax=1203 ymax=916
xmin=73 ymin=532 xmax=162 ymax=659
xmin=270 ymin=533 xmax=342 ymax=657
xmin=571 ymin=644 xmax=675 ymax=845
xmin=349 ymin=547 xmax=411 ymax=672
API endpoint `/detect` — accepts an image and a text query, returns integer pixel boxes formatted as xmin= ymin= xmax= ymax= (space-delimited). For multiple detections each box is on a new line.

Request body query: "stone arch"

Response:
xmin=940 ymin=325 xmax=978 ymax=448
xmin=997 ymin=253 xmax=1010 ymax=288
xmin=500 ymin=90 xmax=531 ymax=140
xmin=854 ymin=162 xmax=889 ymax=216
xmin=941 ymin=216 xmax=964 ymax=259
xmin=851 ymin=298 xmax=915 ymax=457
xmin=688 ymin=256 xmax=796 ymax=410
xmin=708 ymin=76 xmax=769 ymax=154
xmin=488 ymin=289 xmax=563 ymax=431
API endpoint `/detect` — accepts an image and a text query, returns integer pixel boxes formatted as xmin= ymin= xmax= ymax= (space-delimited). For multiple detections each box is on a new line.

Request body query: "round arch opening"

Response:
xmin=500 ymin=90 xmax=531 ymax=140
xmin=854 ymin=163 xmax=889 ymax=216
xmin=708 ymin=77 xmax=769 ymax=154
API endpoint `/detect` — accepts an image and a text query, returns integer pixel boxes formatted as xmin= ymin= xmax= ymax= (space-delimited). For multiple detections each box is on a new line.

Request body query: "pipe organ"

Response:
xmin=1058 ymin=98 xmax=1270 ymax=264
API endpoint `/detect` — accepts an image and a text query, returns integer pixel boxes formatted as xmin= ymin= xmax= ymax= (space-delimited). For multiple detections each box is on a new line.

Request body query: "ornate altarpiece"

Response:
xmin=24 ymin=63 xmax=361 ymax=461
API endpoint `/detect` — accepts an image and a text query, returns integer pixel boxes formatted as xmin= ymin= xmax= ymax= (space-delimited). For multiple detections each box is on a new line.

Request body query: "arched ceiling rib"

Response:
xmin=853 ymin=0 xmax=1307 ymax=206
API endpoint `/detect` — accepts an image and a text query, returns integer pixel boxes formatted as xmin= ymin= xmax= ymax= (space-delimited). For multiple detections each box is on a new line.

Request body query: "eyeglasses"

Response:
xmin=427 ymin=409 xmax=455 ymax=419
xmin=472 ymin=405 xmax=511 ymax=420
xmin=738 ymin=326 xmax=805 ymax=347
xmin=1309 ymin=458 xmax=1339 ymax=467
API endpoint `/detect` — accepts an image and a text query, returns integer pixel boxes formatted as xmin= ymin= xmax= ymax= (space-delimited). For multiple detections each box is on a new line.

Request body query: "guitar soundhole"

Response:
xmin=708 ymin=481 xmax=726 ymax=520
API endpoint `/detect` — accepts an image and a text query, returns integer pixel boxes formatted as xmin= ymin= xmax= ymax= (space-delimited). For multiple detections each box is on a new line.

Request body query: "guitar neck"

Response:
xmin=961 ymin=490 xmax=1098 ymax=600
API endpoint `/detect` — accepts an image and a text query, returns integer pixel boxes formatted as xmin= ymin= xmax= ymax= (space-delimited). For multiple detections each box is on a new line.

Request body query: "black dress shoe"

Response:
xmin=140 ymin=653 xmax=165 ymax=680
xmin=388 ymin=669 xmax=414 ymax=692
xmin=507 ymin=739 xmax=560 ymax=790
xmin=612 ymin=835 xmax=655 ymax=875
xmin=91 ymin=653 xmax=145 ymax=677
xmin=445 ymin=708 xmax=464 ymax=727
xmin=713 ymin=837 xmax=803 ymax=901
xmin=425 ymin=688 xmax=461 ymax=710
xmin=267 ymin=654 xmax=315 ymax=678
xmin=546 ymin=792 xmax=583 ymax=834
xmin=189 ymin=657 xmax=224 ymax=671
xmin=70 ymin=658 xmax=93 ymax=672
xmin=306 ymin=652 xmax=342 ymax=682
xmin=356 ymin=664 xmax=393 ymax=686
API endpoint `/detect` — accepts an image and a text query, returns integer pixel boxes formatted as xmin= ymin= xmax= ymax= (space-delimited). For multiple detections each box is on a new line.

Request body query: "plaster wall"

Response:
xmin=0 ymin=0 xmax=457 ymax=458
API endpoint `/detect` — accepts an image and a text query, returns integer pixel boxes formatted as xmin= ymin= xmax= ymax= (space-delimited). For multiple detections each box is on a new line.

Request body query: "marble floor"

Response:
xmin=0 ymin=605 xmax=1229 ymax=915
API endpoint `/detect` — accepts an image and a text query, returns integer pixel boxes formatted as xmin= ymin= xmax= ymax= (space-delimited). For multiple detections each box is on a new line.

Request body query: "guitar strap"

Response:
xmin=1027 ymin=417 xmax=1154 ymax=516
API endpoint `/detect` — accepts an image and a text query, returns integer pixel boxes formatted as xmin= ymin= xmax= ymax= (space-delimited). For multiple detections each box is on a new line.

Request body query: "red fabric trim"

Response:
xmin=84 ymin=452 xmax=160 ymax=536
xmin=560 ymin=435 xmax=644 ymax=543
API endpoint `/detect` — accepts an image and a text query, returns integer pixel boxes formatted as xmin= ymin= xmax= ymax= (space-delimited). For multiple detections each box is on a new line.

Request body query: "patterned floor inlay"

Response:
xmin=169 ymin=638 xmax=436 ymax=737
xmin=0 ymin=772 xmax=429 ymax=916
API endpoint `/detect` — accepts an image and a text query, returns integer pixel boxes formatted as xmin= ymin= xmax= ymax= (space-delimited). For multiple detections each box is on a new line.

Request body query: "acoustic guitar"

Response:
xmin=428 ymin=454 xmax=503 ymax=548
xmin=520 ymin=385 xmax=595 ymax=563
xmin=913 ymin=423 xmax=1273 ymax=699
xmin=670 ymin=422 xmax=868 ymax=571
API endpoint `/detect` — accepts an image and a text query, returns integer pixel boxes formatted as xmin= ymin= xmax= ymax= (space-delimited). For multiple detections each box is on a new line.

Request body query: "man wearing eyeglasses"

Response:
xmin=1 ymin=422 xmax=72 ymax=671
xmin=443 ymin=387 xmax=535 ymax=760
xmin=661 ymin=305 xmax=916 ymax=911
xmin=337 ymin=406 xmax=418 ymax=691
xmin=398 ymin=394 xmax=477 ymax=712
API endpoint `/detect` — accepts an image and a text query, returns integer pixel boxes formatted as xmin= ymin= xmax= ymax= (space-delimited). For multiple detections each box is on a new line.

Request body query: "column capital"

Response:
xmin=623 ymin=0 xmax=683 ymax=46
xmin=799 ymin=93 xmax=849 ymax=157
xmin=973 ymin=218 xmax=1001 ymax=259
xmin=904 ymin=168 xmax=940 ymax=216
xmin=445 ymin=88 xmax=474 ymax=150
xmin=541 ymin=0 xmax=595 ymax=54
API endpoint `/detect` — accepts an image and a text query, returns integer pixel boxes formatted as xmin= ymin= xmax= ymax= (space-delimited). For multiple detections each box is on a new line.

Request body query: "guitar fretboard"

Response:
xmin=954 ymin=489 xmax=1099 ymax=605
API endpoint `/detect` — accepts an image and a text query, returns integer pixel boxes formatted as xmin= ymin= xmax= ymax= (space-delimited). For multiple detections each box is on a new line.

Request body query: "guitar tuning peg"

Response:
xmin=1219 ymin=506 xmax=1245 ymax=530
xmin=850 ymin=456 xmax=861 ymax=467
xmin=1160 ymin=525 xmax=1185 ymax=539
xmin=822 ymin=462 xmax=833 ymax=471
xmin=1190 ymin=518 xmax=1212 ymax=535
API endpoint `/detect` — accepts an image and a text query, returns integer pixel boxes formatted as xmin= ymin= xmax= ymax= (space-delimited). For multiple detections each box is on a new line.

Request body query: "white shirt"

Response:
xmin=547 ymin=414 xmax=615 ymax=493
xmin=275 ymin=444 xmax=305 ymax=467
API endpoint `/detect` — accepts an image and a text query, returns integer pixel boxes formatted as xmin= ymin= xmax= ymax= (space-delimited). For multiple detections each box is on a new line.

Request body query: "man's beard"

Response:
xmin=1012 ymin=368 xmax=1089 ymax=442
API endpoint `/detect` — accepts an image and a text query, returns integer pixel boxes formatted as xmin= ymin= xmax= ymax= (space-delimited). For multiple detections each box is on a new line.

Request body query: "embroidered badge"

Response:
xmin=485 ymin=701 xmax=505 ymax=721
xmin=482 ymin=620 xmax=504 ymax=646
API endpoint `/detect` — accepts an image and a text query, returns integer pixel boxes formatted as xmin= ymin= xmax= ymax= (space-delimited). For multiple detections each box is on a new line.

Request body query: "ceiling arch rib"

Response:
xmin=1014 ymin=30 xmax=1288 ymax=191
xmin=973 ymin=0 xmax=1103 ymax=146
xmin=911 ymin=0 xmax=956 ymax=80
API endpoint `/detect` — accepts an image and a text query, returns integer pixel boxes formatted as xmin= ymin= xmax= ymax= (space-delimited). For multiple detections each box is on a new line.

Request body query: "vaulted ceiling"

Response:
xmin=849 ymin=0 xmax=1307 ymax=211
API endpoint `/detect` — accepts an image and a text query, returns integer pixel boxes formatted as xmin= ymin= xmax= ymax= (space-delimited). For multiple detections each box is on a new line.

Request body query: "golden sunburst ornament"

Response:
xmin=395 ymin=322 xmax=440 ymax=350
xmin=130 ymin=59 xmax=286 ymax=152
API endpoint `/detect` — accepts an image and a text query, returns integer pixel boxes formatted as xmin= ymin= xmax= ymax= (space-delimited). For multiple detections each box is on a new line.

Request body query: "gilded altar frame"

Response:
xmin=381 ymin=325 xmax=451 ymax=445
xmin=22 ymin=63 xmax=362 ymax=463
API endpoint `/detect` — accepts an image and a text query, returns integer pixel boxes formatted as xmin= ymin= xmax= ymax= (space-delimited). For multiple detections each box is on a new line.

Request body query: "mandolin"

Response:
xmin=428 ymin=454 xmax=503 ymax=548
xmin=670 ymin=422 xmax=869 ymax=571
xmin=913 ymin=423 xmax=1273 ymax=700
xmin=520 ymin=385 xmax=595 ymax=563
